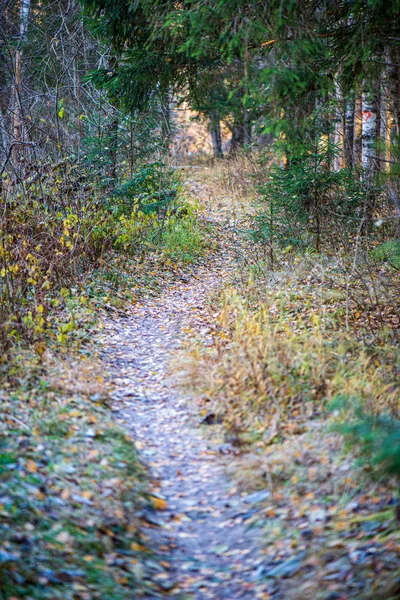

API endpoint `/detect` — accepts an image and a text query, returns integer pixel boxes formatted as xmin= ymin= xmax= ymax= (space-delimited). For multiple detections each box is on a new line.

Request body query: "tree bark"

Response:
xmin=210 ymin=109 xmax=223 ymax=158
xmin=161 ymin=90 xmax=172 ymax=152
xmin=344 ymin=96 xmax=354 ymax=168
xmin=107 ymin=55 xmax=119 ymax=183
xmin=388 ymin=185 xmax=400 ymax=241
xmin=353 ymin=92 xmax=363 ymax=168
xmin=332 ymin=79 xmax=345 ymax=171
xmin=361 ymin=91 xmax=377 ymax=177
xmin=243 ymin=43 xmax=251 ymax=146
xmin=388 ymin=47 xmax=400 ymax=137
xmin=378 ymin=52 xmax=395 ymax=173
xmin=11 ymin=49 xmax=22 ymax=167
xmin=11 ymin=0 xmax=31 ymax=168
xmin=230 ymin=112 xmax=245 ymax=153
xmin=108 ymin=107 xmax=118 ymax=182
xmin=361 ymin=90 xmax=378 ymax=231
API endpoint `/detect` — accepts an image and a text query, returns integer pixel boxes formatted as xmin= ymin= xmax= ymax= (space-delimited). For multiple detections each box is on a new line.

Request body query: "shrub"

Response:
xmin=373 ymin=240 xmax=400 ymax=270
xmin=252 ymin=143 xmax=385 ymax=260
xmin=0 ymin=157 xmax=203 ymax=354
xmin=182 ymin=255 xmax=399 ymax=446
xmin=332 ymin=396 xmax=400 ymax=478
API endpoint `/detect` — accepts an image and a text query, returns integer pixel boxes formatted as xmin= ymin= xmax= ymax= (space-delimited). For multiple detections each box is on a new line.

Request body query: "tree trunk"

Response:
xmin=344 ymin=96 xmax=354 ymax=169
xmin=210 ymin=109 xmax=223 ymax=158
xmin=161 ymin=90 xmax=172 ymax=152
xmin=361 ymin=90 xmax=378 ymax=231
xmin=379 ymin=53 xmax=394 ymax=172
xmin=108 ymin=107 xmax=118 ymax=183
xmin=243 ymin=43 xmax=251 ymax=146
xmin=388 ymin=185 xmax=400 ymax=242
xmin=332 ymin=79 xmax=345 ymax=171
xmin=353 ymin=92 xmax=363 ymax=168
xmin=230 ymin=112 xmax=245 ymax=153
xmin=11 ymin=49 xmax=22 ymax=167
xmin=107 ymin=55 xmax=119 ymax=183
xmin=361 ymin=91 xmax=377 ymax=176
xmin=388 ymin=47 xmax=400 ymax=137
xmin=11 ymin=0 xmax=31 ymax=169
xmin=74 ymin=52 xmax=83 ymax=160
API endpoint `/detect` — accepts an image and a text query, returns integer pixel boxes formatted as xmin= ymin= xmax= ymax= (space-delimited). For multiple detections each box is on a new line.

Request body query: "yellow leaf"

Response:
xmin=150 ymin=496 xmax=168 ymax=511
xmin=130 ymin=542 xmax=146 ymax=551
xmin=26 ymin=459 xmax=38 ymax=473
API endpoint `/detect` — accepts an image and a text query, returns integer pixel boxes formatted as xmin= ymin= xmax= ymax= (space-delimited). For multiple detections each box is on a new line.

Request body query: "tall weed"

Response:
xmin=183 ymin=255 xmax=399 ymax=454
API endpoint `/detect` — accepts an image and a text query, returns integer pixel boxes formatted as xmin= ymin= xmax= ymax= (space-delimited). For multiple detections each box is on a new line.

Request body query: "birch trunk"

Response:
xmin=360 ymin=91 xmax=378 ymax=231
xmin=361 ymin=92 xmax=377 ymax=177
xmin=353 ymin=93 xmax=363 ymax=168
xmin=332 ymin=80 xmax=345 ymax=171
xmin=344 ymin=96 xmax=354 ymax=168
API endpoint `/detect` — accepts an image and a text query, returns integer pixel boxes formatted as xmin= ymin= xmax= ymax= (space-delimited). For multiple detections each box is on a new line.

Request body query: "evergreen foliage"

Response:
xmin=333 ymin=396 xmax=400 ymax=478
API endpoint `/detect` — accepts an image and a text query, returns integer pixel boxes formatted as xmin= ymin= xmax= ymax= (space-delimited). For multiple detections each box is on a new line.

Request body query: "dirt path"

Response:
xmin=99 ymin=249 xmax=274 ymax=599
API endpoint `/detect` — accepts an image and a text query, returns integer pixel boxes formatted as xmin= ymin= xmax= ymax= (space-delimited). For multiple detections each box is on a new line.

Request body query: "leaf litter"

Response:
xmin=1 ymin=166 xmax=399 ymax=600
xmin=100 ymin=243 xmax=272 ymax=599
xmin=99 ymin=167 xmax=399 ymax=599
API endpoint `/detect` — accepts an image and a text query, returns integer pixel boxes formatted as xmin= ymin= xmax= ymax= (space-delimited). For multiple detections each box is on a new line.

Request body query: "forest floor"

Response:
xmin=100 ymin=172 xmax=268 ymax=599
xmin=99 ymin=167 xmax=399 ymax=600
xmin=1 ymin=164 xmax=399 ymax=600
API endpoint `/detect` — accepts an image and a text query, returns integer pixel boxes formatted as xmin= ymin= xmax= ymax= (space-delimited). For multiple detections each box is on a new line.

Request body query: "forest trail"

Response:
xmin=99 ymin=171 xmax=268 ymax=599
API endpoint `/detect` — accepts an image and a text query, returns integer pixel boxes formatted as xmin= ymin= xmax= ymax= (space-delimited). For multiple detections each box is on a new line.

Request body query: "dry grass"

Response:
xmin=178 ymin=156 xmax=399 ymax=460
xmin=217 ymin=152 xmax=262 ymax=202
xmin=176 ymin=232 xmax=400 ymax=599
xmin=181 ymin=260 xmax=399 ymax=445
xmin=183 ymin=154 xmax=261 ymax=229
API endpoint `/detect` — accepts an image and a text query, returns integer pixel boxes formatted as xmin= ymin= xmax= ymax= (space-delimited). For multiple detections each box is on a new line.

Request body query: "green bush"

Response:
xmin=252 ymin=142 xmax=382 ymax=256
xmin=111 ymin=161 xmax=180 ymax=217
xmin=373 ymin=240 xmax=400 ymax=270
xmin=332 ymin=395 xmax=400 ymax=478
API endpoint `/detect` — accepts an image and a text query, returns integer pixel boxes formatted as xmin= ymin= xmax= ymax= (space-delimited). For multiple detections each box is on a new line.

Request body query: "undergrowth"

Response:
xmin=0 ymin=159 xmax=207 ymax=356
xmin=0 ymin=158 xmax=209 ymax=598
xmin=177 ymin=165 xmax=400 ymax=597
xmin=187 ymin=255 xmax=399 ymax=442
xmin=0 ymin=348 xmax=155 ymax=600
xmin=181 ymin=153 xmax=399 ymax=482
xmin=185 ymin=249 xmax=399 ymax=458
